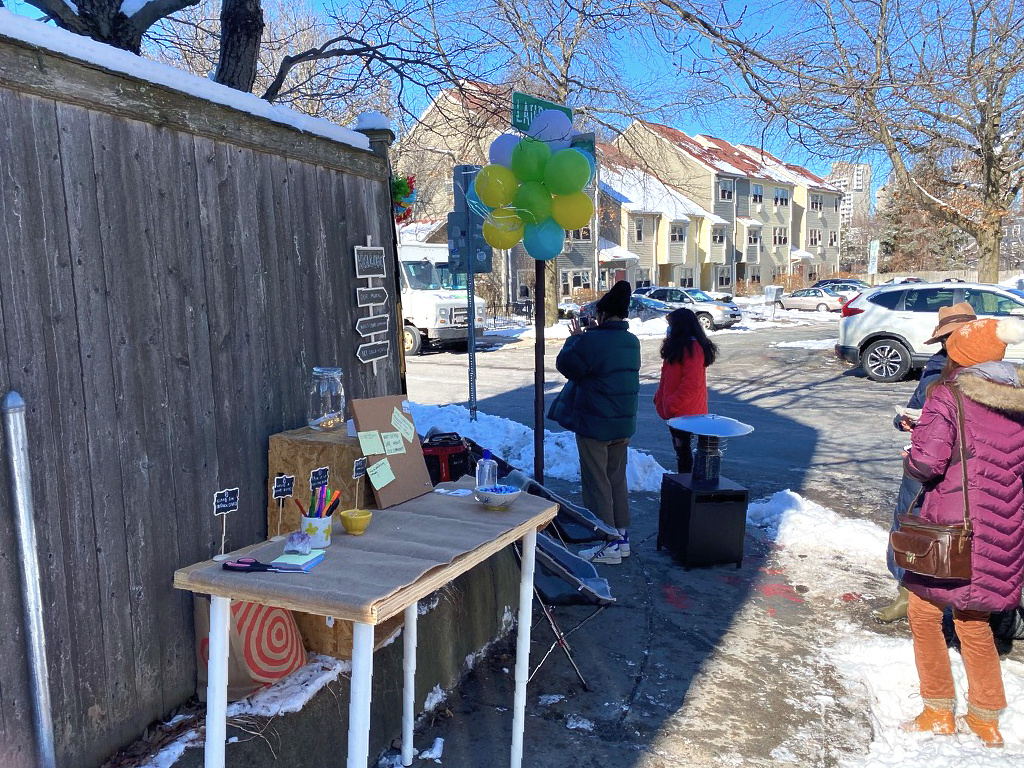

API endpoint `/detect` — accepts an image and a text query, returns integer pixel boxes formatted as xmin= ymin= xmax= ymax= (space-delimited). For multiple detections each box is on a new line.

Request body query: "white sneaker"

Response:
xmin=580 ymin=542 xmax=622 ymax=564
xmin=617 ymin=534 xmax=630 ymax=557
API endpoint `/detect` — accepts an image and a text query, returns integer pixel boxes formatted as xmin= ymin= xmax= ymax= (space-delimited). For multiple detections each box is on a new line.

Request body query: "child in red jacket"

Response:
xmin=654 ymin=308 xmax=718 ymax=472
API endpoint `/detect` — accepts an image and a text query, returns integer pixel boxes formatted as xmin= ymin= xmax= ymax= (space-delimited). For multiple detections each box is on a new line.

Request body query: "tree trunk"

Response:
xmin=976 ymin=218 xmax=1002 ymax=284
xmin=215 ymin=0 xmax=264 ymax=92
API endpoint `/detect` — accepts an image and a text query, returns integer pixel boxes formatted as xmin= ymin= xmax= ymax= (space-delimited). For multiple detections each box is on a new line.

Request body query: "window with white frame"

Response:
xmin=634 ymin=216 xmax=644 ymax=242
xmin=853 ymin=166 xmax=864 ymax=191
xmin=774 ymin=188 xmax=790 ymax=207
xmin=747 ymin=229 xmax=760 ymax=245
xmin=808 ymin=228 xmax=821 ymax=246
xmin=670 ymin=223 xmax=687 ymax=242
xmin=677 ymin=267 xmax=694 ymax=287
xmin=560 ymin=269 xmax=592 ymax=296
xmin=716 ymin=266 xmax=731 ymax=287
xmin=747 ymin=265 xmax=761 ymax=284
xmin=516 ymin=270 xmax=533 ymax=299
xmin=719 ymin=178 xmax=734 ymax=201
xmin=566 ymin=227 xmax=591 ymax=242
xmin=810 ymin=193 xmax=823 ymax=211
xmin=711 ymin=227 xmax=726 ymax=245
xmin=635 ymin=268 xmax=652 ymax=287
xmin=773 ymin=227 xmax=789 ymax=246
xmin=752 ymin=184 xmax=763 ymax=204
xmin=834 ymin=196 xmax=841 ymax=212
xmin=598 ymin=269 xmax=609 ymax=290
xmin=829 ymin=230 xmax=839 ymax=247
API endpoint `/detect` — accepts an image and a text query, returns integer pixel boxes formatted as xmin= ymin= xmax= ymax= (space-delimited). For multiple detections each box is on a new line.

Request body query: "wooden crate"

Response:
xmin=266 ymin=426 xmax=375 ymax=538
xmin=293 ymin=611 xmax=405 ymax=660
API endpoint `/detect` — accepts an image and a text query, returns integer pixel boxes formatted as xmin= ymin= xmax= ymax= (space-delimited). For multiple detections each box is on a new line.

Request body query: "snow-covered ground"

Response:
xmin=770 ymin=337 xmax=839 ymax=350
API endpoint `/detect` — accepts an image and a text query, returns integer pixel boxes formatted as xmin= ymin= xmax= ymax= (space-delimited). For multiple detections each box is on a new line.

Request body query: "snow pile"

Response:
xmin=419 ymin=737 xmax=445 ymax=760
xmin=770 ymin=338 xmax=839 ymax=350
xmin=409 ymin=402 xmax=668 ymax=491
xmin=0 ymin=10 xmax=369 ymax=150
xmin=353 ymin=111 xmax=392 ymax=132
xmin=423 ymin=684 xmax=446 ymax=712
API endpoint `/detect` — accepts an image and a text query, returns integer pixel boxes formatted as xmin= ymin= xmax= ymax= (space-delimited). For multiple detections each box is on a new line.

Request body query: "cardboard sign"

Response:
xmin=309 ymin=466 xmax=329 ymax=491
xmin=214 ymin=488 xmax=239 ymax=516
xmin=272 ymin=474 xmax=295 ymax=499
xmin=349 ymin=395 xmax=433 ymax=508
xmin=354 ymin=246 xmax=387 ymax=279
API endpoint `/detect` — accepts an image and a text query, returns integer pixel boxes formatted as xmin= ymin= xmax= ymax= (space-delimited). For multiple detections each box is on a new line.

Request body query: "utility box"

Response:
xmin=657 ymin=473 xmax=749 ymax=569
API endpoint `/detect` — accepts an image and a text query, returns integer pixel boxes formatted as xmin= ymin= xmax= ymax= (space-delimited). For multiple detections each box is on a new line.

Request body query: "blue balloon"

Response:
xmin=522 ymin=218 xmax=565 ymax=261
xmin=467 ymin=182 xmax=494 ymax=218
xmin=489 ymin=133 xmax=520 ymax=167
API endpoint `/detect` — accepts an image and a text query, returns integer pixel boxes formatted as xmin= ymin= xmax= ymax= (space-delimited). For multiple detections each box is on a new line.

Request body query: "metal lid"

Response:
xmin=666 ymin=414 xmax=754 ymax=437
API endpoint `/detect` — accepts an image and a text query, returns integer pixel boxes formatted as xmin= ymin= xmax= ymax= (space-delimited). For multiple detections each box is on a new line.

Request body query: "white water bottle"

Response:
xmin=476 ymin=449 xmax=498 ymax=489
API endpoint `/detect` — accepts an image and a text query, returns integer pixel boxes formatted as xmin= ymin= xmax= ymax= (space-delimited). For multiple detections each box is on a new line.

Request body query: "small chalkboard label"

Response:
xmin=354 ymin=246 xmax=387 ymax=279
xmin=355 ymin=314 xmax=390 ymax=337
xmin=214 ymin=487 xmax=239 ymax=516
xmin=352 ymin=457 xmax=367 ymax=479
xmin=357 ymin=286 xmax=389 ymax=307
xmin=272 ymin=474 xmax=295 ymax=499
xmin=357 ymin=339 xmax=390 ymax=364
xmin=309 ymin=466 xmax=330 ymax=491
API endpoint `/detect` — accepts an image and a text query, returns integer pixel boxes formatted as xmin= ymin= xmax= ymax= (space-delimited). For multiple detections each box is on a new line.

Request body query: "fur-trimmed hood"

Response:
xmin=955 ymin=362 xmax=1024 ymax=414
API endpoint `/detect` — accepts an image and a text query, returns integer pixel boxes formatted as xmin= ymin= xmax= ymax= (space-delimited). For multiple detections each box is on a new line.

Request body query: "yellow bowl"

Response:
xmin=339 ymin=509 xmax=372 ymax=535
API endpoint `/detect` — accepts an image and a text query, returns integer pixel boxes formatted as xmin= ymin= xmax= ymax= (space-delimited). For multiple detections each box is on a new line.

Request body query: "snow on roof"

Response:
xmin=599 ymin=155 xmax=726 ymax=224
xmin=736 ymin=217 xmax=762 ymax=228
xmin=0 ymin=10 xmax=370 ymax=151
xmin=638 ymin=122 xmax=756 ymax=177
xmin=398 ymin=220 xmax=446 ymax=244
xmin=736 ymin=145 xmax=841 ymax=193
xmin=597 ymin=237 xmax=640 ymax=263
xmin=790 ymin=249 xmax=819 ymax=262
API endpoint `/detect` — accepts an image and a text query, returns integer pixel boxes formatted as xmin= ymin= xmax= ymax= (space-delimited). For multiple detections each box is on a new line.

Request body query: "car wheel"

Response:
xmin=696 ymin=313 xmax=715 ymax=331
xmin=816 ymin=303 xmax=829 ymax=312
xmin=862 ymin=339 xmax=911 ymax=382
xmin=403 ymin=325 xmax=423 ymax=356
xmin=775 ymin=301 xmax=784 ymax=308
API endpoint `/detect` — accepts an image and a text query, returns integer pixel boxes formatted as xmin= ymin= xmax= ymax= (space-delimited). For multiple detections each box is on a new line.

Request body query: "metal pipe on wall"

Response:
xmin=2 ymin=391 xmax=57 ymax=768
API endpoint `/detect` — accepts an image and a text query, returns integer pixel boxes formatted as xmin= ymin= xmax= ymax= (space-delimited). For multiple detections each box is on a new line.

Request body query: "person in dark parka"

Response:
xmin=548 ymin=280 xmax=640 ymax=564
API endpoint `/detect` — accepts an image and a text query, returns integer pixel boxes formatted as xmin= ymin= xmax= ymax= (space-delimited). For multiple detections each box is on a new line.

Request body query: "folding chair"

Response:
xmin=518 ymin=532 xmax=616 ymax=691
xmin=502 ymin=469 xmax=619 ymax=545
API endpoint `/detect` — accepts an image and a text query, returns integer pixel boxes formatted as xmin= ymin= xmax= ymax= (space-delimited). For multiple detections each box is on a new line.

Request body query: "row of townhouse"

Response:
xmin=395 ymin=83 xmax=845 ymax=301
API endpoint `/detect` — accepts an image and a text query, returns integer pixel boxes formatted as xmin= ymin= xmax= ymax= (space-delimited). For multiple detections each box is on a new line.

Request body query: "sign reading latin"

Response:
xmin=511 ymin=92 xmax=572 ymax=133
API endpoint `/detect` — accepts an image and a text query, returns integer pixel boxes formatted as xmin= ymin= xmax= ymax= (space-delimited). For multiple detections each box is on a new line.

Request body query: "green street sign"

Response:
xmin=511 ymin=92 xmax=572 ymax=133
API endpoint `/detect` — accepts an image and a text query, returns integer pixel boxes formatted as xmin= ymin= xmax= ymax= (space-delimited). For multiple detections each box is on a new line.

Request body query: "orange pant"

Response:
xmin=907 ymin=592 xmax=1006 ymax=713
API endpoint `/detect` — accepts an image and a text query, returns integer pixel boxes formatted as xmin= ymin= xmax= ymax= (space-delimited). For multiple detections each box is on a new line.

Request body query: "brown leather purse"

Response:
xmin=889 ymin=388 xmax=973 ymax=581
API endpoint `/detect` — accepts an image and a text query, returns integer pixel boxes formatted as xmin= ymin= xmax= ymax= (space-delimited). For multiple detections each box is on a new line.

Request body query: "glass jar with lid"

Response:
xmin=307 ymin=367 xmax=346 ymax=430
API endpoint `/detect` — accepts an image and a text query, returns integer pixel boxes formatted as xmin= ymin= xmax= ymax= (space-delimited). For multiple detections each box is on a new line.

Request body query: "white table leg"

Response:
xmin=402 ymin=603 xmax=418 ymax=766
xmin=511 ymin=528 xmax=537 ymax=768
xmin=348 ymin=621 xmax=375 ymax=768
xmin=205 ymin=596 xmax=231 ymax=768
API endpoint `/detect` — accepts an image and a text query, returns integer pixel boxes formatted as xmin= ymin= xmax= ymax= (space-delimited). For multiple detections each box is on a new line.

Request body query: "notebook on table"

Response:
xmin=269 ymin=550 xmax=326 ymax=572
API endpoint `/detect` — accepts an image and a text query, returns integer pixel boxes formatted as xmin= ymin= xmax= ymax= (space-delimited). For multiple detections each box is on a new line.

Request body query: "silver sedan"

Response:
xmin=778 ymin=287 xmax=845 ymax=312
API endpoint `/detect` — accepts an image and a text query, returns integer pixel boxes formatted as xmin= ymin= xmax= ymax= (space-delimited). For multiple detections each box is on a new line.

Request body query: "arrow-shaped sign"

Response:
xmin=357 ymin=287 xmax=389 ymax=307
xmin=357 ymin=340 xmax=390 ymax=364
xmin=355 ymin=314 xmax=390 ymax=337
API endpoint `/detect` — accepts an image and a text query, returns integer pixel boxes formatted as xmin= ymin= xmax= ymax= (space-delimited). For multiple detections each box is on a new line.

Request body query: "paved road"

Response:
xmin=406 ymin=317 xmax=918 ymax=527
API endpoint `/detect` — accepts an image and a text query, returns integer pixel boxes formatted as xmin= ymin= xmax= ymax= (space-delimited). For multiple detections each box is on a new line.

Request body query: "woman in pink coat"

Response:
xmin=901 ymin=317 xmax=1024 ymax=748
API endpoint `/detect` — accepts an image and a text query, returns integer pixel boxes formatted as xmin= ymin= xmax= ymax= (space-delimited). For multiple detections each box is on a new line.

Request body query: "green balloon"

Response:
xmin=512 ymin=181 xmax=553 ymax=225
xmin=510 ymin=138 xmax=551 ymax=183
xmin=544 ymin=149 xmax=592 ymax=195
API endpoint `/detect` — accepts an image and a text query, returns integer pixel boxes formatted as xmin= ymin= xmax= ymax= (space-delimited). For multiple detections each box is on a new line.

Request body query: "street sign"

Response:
xmin=357 ymin=286 xmax=388 ymax=306
xmin=354 ymin=246 xmax=387 ymax=278
xmin=356 ymin=340 xmax=390 ymax=364
xmin=355 ymin=314 xmax=389 ymax=337
xmin=447 ymin=211 xmax=492 ymax=274
xmin=868 ymin=239 xmax=880 ymax=275
xmin=511 ymin=92 xmax=572 ymax=133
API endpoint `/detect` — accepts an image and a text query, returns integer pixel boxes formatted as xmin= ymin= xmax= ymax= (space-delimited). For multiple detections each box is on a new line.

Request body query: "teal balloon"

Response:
xmin=510 ymin=138 xmax=551 ymax=183
xmin=544 ymin=148 xmax=591 ymax=195
xmin=467 ymin=183 xmax=493 ymax=218
xmin=522 ymin=218 xmax=564 ymax=261
xmin=512 ymin=181 xmax=553 ymax=225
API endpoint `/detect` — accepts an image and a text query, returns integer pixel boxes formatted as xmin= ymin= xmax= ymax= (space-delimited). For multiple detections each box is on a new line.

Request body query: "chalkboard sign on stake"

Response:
xmin=310 ymin=466 xmax=330 ymax=491
xmin=354 ymin=246 xmax=387 ymax=279
xmin=271 ymin=474 xmax=295 ymax=540
xmin=212 ymin=487 xmax=239 ymax=559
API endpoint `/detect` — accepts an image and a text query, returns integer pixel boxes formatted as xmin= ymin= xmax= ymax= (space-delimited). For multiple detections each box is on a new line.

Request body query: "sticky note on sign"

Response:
xmin=366 ymin=458 xmax=395 ymax=489
xmin=391 ymin=408 xmax=416 ymax=443
xmin=381 ymin=431 xmax=406 ymax=455
xmin=358 ymin=430 xmax=385 ymax=456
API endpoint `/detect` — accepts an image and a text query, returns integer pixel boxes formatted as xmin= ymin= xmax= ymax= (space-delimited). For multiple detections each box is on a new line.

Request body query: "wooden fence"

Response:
xmin=0 ymin=34 xmax=402 ymax=767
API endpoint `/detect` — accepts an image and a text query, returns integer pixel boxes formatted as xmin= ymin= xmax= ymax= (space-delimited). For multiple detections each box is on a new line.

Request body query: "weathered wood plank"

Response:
xmin=55 ymin=100 xmax=140 ymax=751
xmin=0 ymin=38 xmax=388 ymax=182
xmin=0 ymin=89 xmax=83 ymax=764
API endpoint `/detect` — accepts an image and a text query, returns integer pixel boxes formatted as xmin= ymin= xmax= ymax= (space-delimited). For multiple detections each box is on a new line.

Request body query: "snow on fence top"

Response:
xmin=0 ymin=9 xmax=371 ymax=151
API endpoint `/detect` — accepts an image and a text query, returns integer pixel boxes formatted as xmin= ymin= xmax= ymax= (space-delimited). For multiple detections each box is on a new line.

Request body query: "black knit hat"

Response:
xmin=596 ymin=280 xmax=631 ymax=318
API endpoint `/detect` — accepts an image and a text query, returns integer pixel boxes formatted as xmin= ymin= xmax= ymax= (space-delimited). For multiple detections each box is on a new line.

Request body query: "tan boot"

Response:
xmin=873 ymin=586 xmax=909 ymax=623
xmin=902 ymin=706 xmax=956 ymax=735
xmin=960 ymin=711 xmax=1004 ymax=748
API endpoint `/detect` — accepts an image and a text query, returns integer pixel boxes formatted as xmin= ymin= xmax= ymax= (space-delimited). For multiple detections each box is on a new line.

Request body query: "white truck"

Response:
xmin=398 ymin=243 xmax=486 ymax=355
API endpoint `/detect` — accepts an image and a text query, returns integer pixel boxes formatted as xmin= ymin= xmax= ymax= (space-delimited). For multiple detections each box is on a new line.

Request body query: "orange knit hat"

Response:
xmin=945 ymin=318 xmax=1024 ymax=367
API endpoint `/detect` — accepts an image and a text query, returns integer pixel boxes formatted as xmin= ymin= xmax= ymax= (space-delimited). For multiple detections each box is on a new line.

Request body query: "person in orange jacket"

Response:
xmin=654 ymin=308 xmax=719 ymax=473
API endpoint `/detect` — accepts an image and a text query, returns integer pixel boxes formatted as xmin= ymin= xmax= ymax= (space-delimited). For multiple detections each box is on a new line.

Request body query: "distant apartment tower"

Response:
xmin=826 ymin=162 xmax=872 ymax=226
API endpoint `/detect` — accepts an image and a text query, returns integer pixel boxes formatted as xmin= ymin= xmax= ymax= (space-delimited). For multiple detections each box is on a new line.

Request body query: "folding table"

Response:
xmin=174 ymin=481 xmax=557 ymax=768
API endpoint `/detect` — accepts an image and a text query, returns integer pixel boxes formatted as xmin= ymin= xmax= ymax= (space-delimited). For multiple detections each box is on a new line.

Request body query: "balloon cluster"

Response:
xmin=392 ymin=175 xmax=416 ymax=223
xmin=471 ymin=110 xmax=595 ymax=261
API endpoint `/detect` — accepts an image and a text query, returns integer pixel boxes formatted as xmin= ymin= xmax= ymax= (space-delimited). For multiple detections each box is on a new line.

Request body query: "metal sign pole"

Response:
xmin=534 ymin=260 xmax=545 ymax=484
xmin=467 ymin=216 xmax=477 ymax=422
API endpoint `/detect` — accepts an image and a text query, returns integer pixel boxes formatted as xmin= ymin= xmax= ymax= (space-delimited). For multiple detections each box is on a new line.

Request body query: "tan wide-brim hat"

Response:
xmin=925 ymin=302 xmax=978 ymax=344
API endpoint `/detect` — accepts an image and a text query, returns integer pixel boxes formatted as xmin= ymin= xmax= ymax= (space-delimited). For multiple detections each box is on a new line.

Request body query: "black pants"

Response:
xmin=669 ymin=427 xmax=693 ymax=473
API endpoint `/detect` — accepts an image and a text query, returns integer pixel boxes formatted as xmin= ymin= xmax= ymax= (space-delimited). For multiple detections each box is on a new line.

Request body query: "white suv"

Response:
xmin=837 ymin=282 xmax=1024 ymax=381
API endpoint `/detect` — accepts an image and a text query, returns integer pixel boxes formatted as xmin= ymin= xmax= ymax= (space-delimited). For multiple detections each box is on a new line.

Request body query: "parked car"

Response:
xmin=645 ymin=286 xmax=743 ymax=330
xmin=812 ymin=278 xmax=870 ymax=290
xmin=579 ymin=295 xmax=672 ymax=328
xmin=882 ymin=276 xmax=925 ymax=284
xmin=558 ymin=301 xmax=581 ymax=319
xmin=777 ymin=287 xmax=845 ymax=312
xmin=837 ymin=282 xmax=1024 ymax=381
xmin=631 ymin=286 xmax=655 ymax=296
